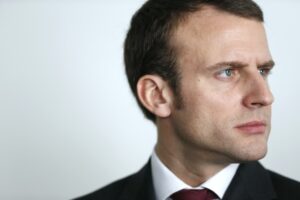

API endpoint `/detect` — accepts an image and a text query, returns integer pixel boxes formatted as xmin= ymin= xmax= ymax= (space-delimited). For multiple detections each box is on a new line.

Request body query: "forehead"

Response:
xmin=171 ymin=6 xmax=271 ymax=68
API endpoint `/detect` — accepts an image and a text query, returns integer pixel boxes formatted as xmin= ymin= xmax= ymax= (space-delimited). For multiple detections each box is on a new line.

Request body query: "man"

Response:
xmin=75 ymin=0 xmax=300 ymax=199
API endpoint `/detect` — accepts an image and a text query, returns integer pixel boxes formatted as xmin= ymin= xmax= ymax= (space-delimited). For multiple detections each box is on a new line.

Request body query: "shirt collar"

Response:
xmin=151 ymin=151 xmax=239 ymax=200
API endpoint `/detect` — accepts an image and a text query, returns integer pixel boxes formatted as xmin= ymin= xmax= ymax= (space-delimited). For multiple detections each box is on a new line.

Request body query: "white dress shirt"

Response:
xmin=151 ymin=151 xmax=239 ymax=200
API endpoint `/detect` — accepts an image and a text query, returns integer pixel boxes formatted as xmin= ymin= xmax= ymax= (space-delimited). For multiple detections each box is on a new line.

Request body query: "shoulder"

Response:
xmin=268 ymin=170 xmax=300 ymax=199
xmin=224 ymin=162 xmax=300 ymax=200
xmin=73 ymin=174 xmax=135 ymax=200
xmin=73 ymin=160 xmax=154 ymax=200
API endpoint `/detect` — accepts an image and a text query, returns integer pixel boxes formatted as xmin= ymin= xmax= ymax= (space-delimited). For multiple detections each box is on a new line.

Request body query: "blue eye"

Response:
xmin=224 ymin=69 xmax=232 ymax=77
xmin=215 ymin=67 xmax=239 ymax=81
xmin=218 ymin=69 xmax=233 ymax=78
xmin=259 ymin=68 xmax=271 ymax=77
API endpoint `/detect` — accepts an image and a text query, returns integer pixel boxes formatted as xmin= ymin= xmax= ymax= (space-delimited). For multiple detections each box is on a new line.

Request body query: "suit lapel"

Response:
xmin=118 ymin=160 xmax=155 ymax=200
xmin=117 ymin=160 xmax=277 ymax=200
xmin=223 ymin=161 xmax=277 ymax=200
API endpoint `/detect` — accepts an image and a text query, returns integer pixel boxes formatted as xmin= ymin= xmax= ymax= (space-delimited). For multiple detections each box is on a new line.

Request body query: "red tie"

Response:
xmin=170 ymin=189 xmax=218 ymax=200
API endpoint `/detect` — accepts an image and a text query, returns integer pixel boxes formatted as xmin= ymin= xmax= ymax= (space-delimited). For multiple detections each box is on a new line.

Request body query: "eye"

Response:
xmin=259 ymin=68 xmax=272 ymax=77
xmin=216 ymin=68 xmax=235 ymax=79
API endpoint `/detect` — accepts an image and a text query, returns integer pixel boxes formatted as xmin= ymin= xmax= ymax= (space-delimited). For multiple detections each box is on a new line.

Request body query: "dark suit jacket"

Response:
xmin=74 ymin=161 xmax=300 ymax=200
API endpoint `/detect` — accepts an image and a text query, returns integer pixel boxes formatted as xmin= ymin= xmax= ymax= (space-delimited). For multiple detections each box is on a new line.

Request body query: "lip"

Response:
xmin=235 ymin=121 xmax=267 ymax=134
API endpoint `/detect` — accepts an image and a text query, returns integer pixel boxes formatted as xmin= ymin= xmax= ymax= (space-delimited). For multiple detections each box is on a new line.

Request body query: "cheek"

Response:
xmin=180 ymin=83 xmax=242 ymax=130
xmin=189 ymin=91 xmax=239 ymax=117
xmin=184 ymin=93 xmax=236 ymax=133
xmin=191 ymin=94 xmax=242 ymax=136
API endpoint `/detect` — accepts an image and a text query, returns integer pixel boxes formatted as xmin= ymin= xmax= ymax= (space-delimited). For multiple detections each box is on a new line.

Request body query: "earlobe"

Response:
xmin=137 ymin=75 xmax=172 ymax=118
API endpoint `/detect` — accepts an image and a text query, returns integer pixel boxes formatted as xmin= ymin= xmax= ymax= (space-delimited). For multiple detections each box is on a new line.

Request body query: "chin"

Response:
xmin=235 ymin=132 xmax=270 ymax=162
xmin=239 ymin=145 xmax=268 ymax=162
xmin=228 ymin=141 xmax=268 ymax=163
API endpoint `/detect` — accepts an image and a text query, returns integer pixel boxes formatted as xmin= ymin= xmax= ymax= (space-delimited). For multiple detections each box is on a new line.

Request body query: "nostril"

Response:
xmin=250 ymin=102 xmax=264 ymax=108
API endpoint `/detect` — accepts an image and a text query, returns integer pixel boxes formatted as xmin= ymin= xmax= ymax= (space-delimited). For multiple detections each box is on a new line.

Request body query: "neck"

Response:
xmin=156 ymin=120 xmax=229 ymax=187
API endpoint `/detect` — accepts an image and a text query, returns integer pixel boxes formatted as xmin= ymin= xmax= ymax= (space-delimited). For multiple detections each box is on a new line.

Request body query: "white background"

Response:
xmin=0 ymin=0 xmax=299 ymax=199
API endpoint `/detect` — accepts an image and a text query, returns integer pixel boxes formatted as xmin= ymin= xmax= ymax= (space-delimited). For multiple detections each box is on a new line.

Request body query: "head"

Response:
xmin=124 ymin=0 xmax=274 ymax=163
xmin=125 ymin=0 xmax=265 ymax=123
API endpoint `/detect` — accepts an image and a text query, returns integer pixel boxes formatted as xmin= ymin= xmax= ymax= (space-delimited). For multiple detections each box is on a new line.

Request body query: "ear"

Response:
xmin=137 ymin=75 xmax=173 ymax=118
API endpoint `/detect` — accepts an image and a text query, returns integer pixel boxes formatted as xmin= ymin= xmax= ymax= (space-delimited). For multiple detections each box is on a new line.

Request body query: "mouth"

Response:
xmin=235 ymin=120 xmax=267 ymax=134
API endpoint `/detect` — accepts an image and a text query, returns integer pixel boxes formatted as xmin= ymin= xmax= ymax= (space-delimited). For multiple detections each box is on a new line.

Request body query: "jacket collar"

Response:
xmin=223 ymin=162 xmax=277 ymax=200
xmin=119 ymin=159 xmax=155 ymax=200
xmin=119 ymin=160 xmax=277 ymax=200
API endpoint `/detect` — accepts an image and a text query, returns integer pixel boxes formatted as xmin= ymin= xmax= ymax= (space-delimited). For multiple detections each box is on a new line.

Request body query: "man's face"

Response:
xmin=169 ymin=7 xmax=274 ymax=163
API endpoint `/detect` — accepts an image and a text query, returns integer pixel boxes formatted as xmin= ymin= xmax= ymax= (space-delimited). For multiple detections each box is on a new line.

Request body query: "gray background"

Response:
xmin=0 ymin=0 xmax=299 ymax=199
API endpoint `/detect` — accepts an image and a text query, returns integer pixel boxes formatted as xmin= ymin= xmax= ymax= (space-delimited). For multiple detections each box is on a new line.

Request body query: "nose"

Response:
xmin=242 ymin=72 xmax=274 ymax=109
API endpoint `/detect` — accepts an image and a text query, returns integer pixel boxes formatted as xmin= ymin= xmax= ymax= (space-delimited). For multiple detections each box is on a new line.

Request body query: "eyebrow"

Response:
xmin=207 ymin=60 xmax=275 ymax=71
xmin=206 ymin=61 xmax=248 ymax=72
xmin=259 ymin=60 xmax=275 ymax=69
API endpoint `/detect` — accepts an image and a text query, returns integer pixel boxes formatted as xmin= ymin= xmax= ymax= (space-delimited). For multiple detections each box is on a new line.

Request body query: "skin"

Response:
xmin=137 ymin=6 xmax=274 ymax=187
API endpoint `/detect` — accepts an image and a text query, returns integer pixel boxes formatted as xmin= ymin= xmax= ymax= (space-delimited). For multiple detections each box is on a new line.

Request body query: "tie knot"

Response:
xmin=170 ymin=189 xmax=218 ymax=200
